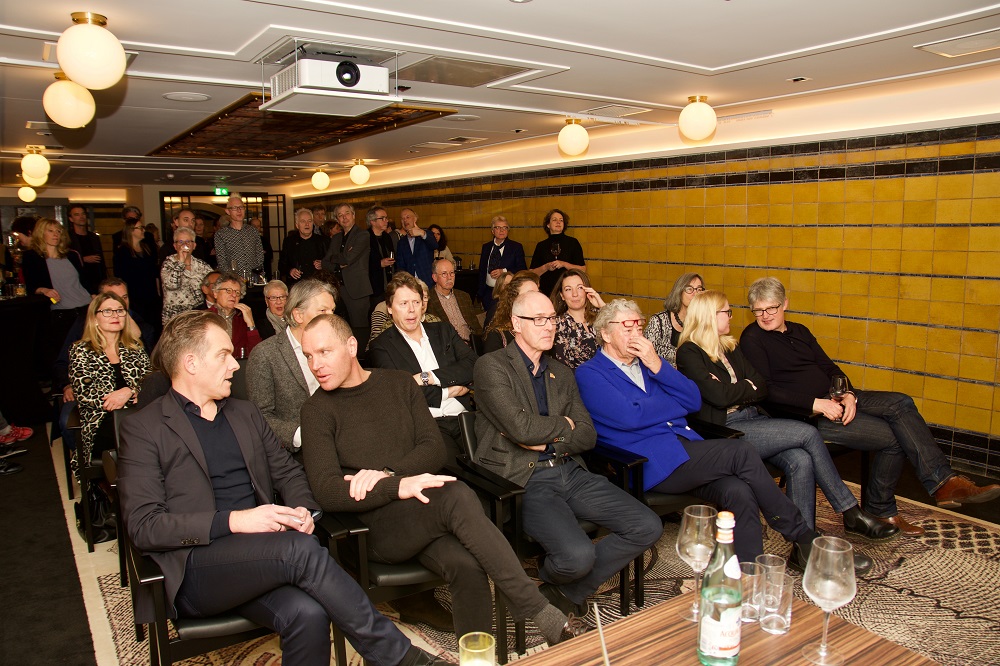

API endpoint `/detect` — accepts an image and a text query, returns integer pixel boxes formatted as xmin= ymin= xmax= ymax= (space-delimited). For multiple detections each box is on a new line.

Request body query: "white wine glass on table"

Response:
xmin=802 ymin=536 xmax=857 ymax=665
xmin=829 ymin=375 xmax=849 ymax=423
xmin=676 ymin=504 xmax=717 ymax=622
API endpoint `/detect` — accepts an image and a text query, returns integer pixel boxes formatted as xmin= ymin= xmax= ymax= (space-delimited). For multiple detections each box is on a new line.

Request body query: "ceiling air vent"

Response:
xmin=410 ymin=137 xmax=486 ymax=150
xmin=915 ymin=28 xmax=1000 ymax=58
xmin=580 ymin=104 xmax=651 ymax=118
xmin=398 ymin=57 xmax=530 ymax=87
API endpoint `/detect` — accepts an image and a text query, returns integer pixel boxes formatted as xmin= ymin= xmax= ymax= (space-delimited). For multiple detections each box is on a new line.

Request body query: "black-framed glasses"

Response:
xmin=516 ymin=315 xmax=558 ymax=327
xmin=226 ymin=206 xmax=245 ymax=212
xmin=611 ymin=318 xmax=646 ymax=329
xmin=683 ymin=285 xmax=706 ymax=295
xmin=265 ymin=295 xmax=287 ymax=302
xmin=216 ymin=287 xmax=240 ymax=295
xmin=717 ymin=309 xmax=733 ymax=318
xmin=437 ymin=271 xmax=456 ymax=277
xmin=751 ymin=305 xmax=781 ymax=318
xmin=97 ymin=308 xmax=127 ymax=318
xmin=373 ymin=215 xmax=388 ymax=222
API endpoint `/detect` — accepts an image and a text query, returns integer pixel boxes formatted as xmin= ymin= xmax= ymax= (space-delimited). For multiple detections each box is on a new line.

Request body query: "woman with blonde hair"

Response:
xmin=676 ymin=290 xmax=893 ymax=545
xmin=482 ymin=270 xmax=539 ymax=352
xmin=549 ymin=268 xmax=604 ymax=369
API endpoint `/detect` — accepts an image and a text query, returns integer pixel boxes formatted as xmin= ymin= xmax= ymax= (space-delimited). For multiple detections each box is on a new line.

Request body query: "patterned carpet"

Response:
xmin=98 ymin=491 xmax=1000 ymax=665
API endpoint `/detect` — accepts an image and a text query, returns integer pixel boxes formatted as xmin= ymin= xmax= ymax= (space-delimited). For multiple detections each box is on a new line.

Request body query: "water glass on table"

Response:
xmin=755 ymin=553 xmax=786 ymax=608
xmin=459 ymin=631 xmax=495 ymax=666
xmin=760 ymin=572 xmax=795 ymax=635
xmin=739 ymin=561 xmax=764 ymax=623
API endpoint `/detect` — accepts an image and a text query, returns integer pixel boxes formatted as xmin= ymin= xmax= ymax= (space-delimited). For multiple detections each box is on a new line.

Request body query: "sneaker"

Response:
xmin=934 ymin=475 xmax=1000 ymax=508
xmin=0 ymin=425 xmax=33 ymax=445
xmin=0 ymin=444 xmax=28 ymax=459
xmin=0 ymin=460 xmax=23 ymax=476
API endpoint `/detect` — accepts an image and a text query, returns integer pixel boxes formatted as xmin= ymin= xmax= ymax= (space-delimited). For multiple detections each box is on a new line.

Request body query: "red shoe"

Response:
xmin=0 ymin=425 xmax=33 ymax=445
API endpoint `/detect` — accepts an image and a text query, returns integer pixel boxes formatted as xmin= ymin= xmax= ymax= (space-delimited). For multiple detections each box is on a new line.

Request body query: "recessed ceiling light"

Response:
xmin=446 ymin=114 xmax=481 ymax=122
xmin=512 ymin=128 xmax=527 ymax=133
xmin=787 ymin=76 xmax=812 ymax=83
xmin=509 ymin=0 xmax=533 ymax=3
xmin=162 ymin=92 xmax=212 ymax=102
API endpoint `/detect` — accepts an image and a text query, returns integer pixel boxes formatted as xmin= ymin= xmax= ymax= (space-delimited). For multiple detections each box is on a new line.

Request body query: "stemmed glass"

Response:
xmin=550 ymin=242 xmax=561 ymax=260
xmin=675 ymin=504 xmax=717 ymax=622
xmin=802 ymin=536 xmax=857 ymax=665
xmin=829 ymin=375 xmax=849 ymax=423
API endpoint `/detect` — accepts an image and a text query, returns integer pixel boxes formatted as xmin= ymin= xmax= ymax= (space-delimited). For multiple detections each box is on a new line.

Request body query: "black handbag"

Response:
xmin=74 ymin=482 xmax=117 ymax=544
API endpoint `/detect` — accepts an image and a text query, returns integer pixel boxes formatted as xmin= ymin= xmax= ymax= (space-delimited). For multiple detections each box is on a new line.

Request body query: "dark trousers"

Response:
xmin=175 ymin=531 xmax=411 ymax=666
xmin=651 ymin=439 xmax=811 ymax=562
xmin=522 ymin=462 xmax=663 ymax=604
xmin=361 ymin=481 xmax=549 ymax=638
xmin=436 ymin=415 xmax=465 ymax=460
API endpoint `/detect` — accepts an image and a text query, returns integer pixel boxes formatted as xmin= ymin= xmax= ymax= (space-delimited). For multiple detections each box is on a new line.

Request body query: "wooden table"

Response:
xmin=515 ymin=593 xmax=936 ymax=665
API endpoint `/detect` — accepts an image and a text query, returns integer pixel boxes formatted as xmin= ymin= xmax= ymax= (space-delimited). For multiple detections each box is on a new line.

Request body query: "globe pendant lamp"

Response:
xmin=57 ymin=12 xmax=127 ymax=90
xmin=21 ymin=151 xmax=50 ymax=179
xmin=311 ymin=170 xmax=330 ymax=190
xmin=678 ymin=96 xmax=717 ymax=141
xmin=558 ymin=119 xmax=589 ymax=156
xmin=350 ymin=159 xmax=370 ymax=185
xmin=22 ymin=172 xmax=48 ymax=187
xmin=43 ymin=73 xmax=96 ymax=129
xmin=18 ymin=187 xmax=37 ymax=203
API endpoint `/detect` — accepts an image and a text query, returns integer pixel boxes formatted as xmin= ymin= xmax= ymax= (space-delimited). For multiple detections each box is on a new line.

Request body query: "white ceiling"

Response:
xmin=3 ymin=0 xmax=1000 ymax=190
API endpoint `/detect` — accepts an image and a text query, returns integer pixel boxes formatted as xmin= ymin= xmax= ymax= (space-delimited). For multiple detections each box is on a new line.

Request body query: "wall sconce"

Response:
xmin=678 ymin=96 xmax=717 ymax=141
xmin=57 ymin=12 xmax=127 ymax=90
xmin=557 ymin=119 xmax=589 ymax=156
xmin=18 ymin=187 xmax=38 ymax=203
xmin=350 ymin=159 xmax=371 ymax=186
xmin=21 ymin=149 xmax=50 ymax=180
xmin=42 ymin=72 xmax=96 ymax=129
xmin=311 ymin=170 xmax=331 ymax=190
xmin=22 ymin=172 xmax=48 ymax=187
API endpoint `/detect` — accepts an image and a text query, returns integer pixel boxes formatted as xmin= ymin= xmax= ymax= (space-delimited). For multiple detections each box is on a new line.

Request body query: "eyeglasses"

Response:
xmin=97 ymin=308 xmax=127 ymax=318
xmin=437 ymin=271 xmax=456 ymax=277
xmin=216 ymin=287 xmax=240 ymax=295
xmin=493 ymin=226 xmax=509 ymax=231
xmin=515 ymin=315 xmax=558 ymax=327
xmin=175 ymin=240 xmax=195 ymax=247
xmin=373 ymin=215 xmax=388 ymax=222
xmin=611 ymin=319 xmax=646 ymax=329
xmin=265 ymin=295 xmax=287 ymax=302
xmin=751 ymin=305 xmax=781 ymax=318
xmin=226 ymin=206 xmax=245 ymax=212
xmin=717 ymin=309 xmax=733 ymax=318
xmin=683 ymin=285 xmax=706 ymax=295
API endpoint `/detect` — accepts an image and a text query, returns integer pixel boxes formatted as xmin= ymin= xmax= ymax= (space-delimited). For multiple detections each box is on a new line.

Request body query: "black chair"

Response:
xmin=230 ymin=359 xmax=249 ymax=401
xmin=50 ymin=394 xmax=75 ymax=500
xmin=66 ymin=404 xmax=109 ymax=553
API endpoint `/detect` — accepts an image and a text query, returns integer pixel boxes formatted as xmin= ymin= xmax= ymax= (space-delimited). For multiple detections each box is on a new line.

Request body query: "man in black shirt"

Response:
xmin=279 ymin=208 xmax=328 ymax=287
xmin=740 ymin=277 xmax=1000 ymax=536
xmin=67 ymin=204 xmax=106 ymax=293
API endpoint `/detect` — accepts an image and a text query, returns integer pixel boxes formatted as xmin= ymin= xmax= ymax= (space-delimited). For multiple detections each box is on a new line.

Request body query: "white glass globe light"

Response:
xmin=311 ymin=171 xmax=331 ymax=190
xmin=18 ymin=187 xmax=37 ymax=203
xmin=678 ymin=96 xmax=717 ymax=141
xmin=43 ymin=79 xmax=96 ymax=129
xmin=558 ymin=120 xmax=589 ymax=156
xmin=57 ymin=22 xmax=127 ymax=90
xmin=22 ymin=172 xmax=48 ymax=187
xmin=350 ymin=162 xmax=371 ymax=185
xmin=21 ymin=153 xmax=51 ymax=179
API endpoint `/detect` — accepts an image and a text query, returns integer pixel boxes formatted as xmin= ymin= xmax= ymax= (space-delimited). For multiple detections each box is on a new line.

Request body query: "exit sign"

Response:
xmin=215 ymin=187 xmax=229 ymax=196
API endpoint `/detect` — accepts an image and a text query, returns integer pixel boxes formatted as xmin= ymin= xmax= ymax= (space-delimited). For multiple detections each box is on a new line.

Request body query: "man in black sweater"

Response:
xmin=279 ymin=208 xmax=328 ymax=287
xmin=299 ymin=314 xmax=584 ymax=646
xmin=740 ymin=277 xmax=1000 ymax=536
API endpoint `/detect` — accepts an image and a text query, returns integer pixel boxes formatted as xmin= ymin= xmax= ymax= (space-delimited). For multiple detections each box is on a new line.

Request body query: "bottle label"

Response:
xmin=699 ymin=605 xmax=742 ymax=658
xmin=723 ymin=554 xmax=741 ymax=580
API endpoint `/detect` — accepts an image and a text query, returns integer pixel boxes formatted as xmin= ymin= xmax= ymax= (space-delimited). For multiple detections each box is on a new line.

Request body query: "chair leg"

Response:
xmin=134 ymin=622 xmax=144 ymax=644
xmin=496 ymin=592 xmax=509 ymax=665
xmin=515 ymin=619 xmax=525 ymax=656
xmin=619 ymin=560 xmax=631 ymax=617
xmin=634 ymin=553 xmax=645 ymax=608
xmin=64 ymin=444 xmax=75 ymax=501
xmin=82 ymin=477 xmax=95 ymax=553
xmin=333 ymin=625 xmax=347 ymax=666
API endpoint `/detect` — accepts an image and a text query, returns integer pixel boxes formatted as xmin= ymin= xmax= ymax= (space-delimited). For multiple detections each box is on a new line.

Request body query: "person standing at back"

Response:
xmin=322 ymin=203 xmax=372 ymax=341
xmin=477 ymin=215 xmax=526 ymax=312
xmin=66 ymin=204 xmax=106 ymax=294
xmin=215 ymin=195 xmax=264 ymax=276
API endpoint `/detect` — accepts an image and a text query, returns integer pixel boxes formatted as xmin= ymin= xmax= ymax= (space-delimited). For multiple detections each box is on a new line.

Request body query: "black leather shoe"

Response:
xmin=0 ymin=444 xmax=27 ymax=459
xmin=539 ymin=582 xmax=585 ymax=617
xmin=791 ymin=542 xmax=872 ymax=575
xmin=391 ymin=590 xmax=455 ymax=633
xmin=404 ymin=647 xmax=451 ymax=665
xmin=843 ymin=506 xmax=900 ymax=542
xmin=0 ymin=459 xmax=23 ymax=475
xmin=555 ymin=613 xmax=590 ymax=644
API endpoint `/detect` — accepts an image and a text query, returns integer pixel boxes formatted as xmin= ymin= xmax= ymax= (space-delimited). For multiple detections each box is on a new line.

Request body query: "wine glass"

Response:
xmin=550 ymin=242 xmax=562 ymax=260
xmin=802 ymin=536 xmax=857 ymax=665
xmin=829 ymin=375 xmax=849 ymax=423
xmin=675 ymin=504 xmax=717 ymax=622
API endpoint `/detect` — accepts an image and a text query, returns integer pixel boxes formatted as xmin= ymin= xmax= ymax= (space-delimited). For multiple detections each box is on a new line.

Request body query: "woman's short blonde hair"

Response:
xmin=678 ymin=290 xmax=736 ymax=362
xmin=30 ymin=218 xmax=70 ymax=258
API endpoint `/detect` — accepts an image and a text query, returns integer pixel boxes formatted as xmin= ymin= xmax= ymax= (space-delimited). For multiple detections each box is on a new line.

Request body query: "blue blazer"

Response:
xmin=395 ymin=232 xmax=438 ymax=284
xmin=575 ymin=351 xmax=704 ymax=490
xmin=477 ymin=240 xmax=526 ymax=302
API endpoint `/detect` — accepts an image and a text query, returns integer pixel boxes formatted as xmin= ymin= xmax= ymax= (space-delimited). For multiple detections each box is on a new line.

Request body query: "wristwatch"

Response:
xmin=382 ymin=467 xmax=397 ymax=477
xmin=420 ymin=371 xmax=430 ymax=386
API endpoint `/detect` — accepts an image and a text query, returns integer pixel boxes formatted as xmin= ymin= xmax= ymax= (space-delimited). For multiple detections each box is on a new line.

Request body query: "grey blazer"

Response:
xmin=322 ymin=224 xmax=373 ymax=300
xmin=246 ymin=328 xmax=312 ymax=449
xmin=472 ymin=343 xmax=596 ymax=487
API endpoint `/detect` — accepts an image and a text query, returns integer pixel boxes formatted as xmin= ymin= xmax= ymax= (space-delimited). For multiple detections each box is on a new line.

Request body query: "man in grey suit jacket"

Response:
xmin=247 ymin=279 xmax=337 ymax=452
xmin=473 ymin=291 xmax=662 ymax=616
xmin=118 ymin=310 xmax=443 ymax=666
xmin=322 ymin=204 xmax=373 ymax=340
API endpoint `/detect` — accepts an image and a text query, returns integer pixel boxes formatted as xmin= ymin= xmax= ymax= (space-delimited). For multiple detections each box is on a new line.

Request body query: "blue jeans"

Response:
xmin=816 ymin=390 xmax=953 ymax=518
xmin=522 ymin=461 xmax=662 ymax=605
xmin=727 ymin=407 xmax=857 ymax=529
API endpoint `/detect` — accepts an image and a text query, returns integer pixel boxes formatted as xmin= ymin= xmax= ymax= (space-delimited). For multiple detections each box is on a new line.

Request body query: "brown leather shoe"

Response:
xmin=876 ymin=515 xmax=925 ymax=536
xmin=933 ymin=475 xmax=1000 ymax=508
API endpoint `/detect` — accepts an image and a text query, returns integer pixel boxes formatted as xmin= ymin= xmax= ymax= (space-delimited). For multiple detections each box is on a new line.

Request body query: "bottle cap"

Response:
xmin=717 ymin=511 xmax=735 ymax=529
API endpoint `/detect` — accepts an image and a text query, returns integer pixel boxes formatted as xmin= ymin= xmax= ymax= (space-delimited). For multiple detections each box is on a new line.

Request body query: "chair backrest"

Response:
xmin=458 ymin=411 xmax=478 ymax=459
xmin=230 ymin=360 xmax=249 ymax=401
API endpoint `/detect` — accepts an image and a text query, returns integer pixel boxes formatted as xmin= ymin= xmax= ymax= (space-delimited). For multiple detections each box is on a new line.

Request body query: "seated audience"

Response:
xmin=258 ymin=280 xmax=289 ymax=340
xmin=576 ymin=299 xmax=833 ymax=569
xmin=676 ymin=290 xmax=895 ymax=547
xmin=114 ymin=217 xmax=160 ymax=330
xmin=483 ymin=270 xmax=513 ymax=328
xmin=529 ymin=209 xmax=587 ymax=297
xmin=740 ymin=277 xmax=1000 ymax=534
xmin=428 ymin=224 xmax=454 ymax=265
xmin=300 ymin=314 xmax=585 ymax=645
xmin=395 ymin=208 xmax=438 ymax=285
xmin=247 ymin=279 xmax=336 ymax=452
xmin=426 ymin=258 xmax=482 ymax=344
xmin=475 ymin=290 xmax=661 ymax=615
xmin=483 ymin=271 xmax=539 ymax=353
xmin=549 ymin=269 xmax=604 ymax=369
xmin=161 ymin=227 xmax=212 ymax=324
xmin=118 ymin=311 xmax=443 ymax=666
xmin=209 ymin=272 xmax=261 ymax=357
xmin=478 ymin=215 xmax=526 ymax=311
xmin=279 ymin=209 xmax=328 ymax=288
xmin=69 ymin=292 xmax=150 ymax=480
xmin=369 ymin=272 xmax=477 ymax=460
xmin=368 ymin=277 xmax=441 ymax=350
xmin=644 ymin=272 xmax=704 ymax=368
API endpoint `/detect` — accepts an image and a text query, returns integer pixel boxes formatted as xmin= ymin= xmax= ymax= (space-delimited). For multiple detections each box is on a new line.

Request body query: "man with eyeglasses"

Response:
xmin=366 ymin=206 xmax=396 ymax=305
xmin=207 ymin=272 xmax=261 ymax=357
xmin=740 ymin=277 xmax=1000 ymax=534
xmin=474 ymin=291 xmax=661 ymax=616
xmin=215 ymin=195 xmax=264 ymax=277
xmin=322 ymin=203 xmax=372 ymax=341
xmin=477 ymin=214 xmax=526 ymax=311
xmin=577 ymin=299 xmax=824 ymax=567
xmin=427 ymin=258 xmax=482 ymax=344
xmin=280 ymin=208 xmax=328 ymax=287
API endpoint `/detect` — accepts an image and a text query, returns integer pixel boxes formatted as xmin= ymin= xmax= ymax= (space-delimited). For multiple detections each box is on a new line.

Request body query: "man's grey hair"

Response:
xmin=747 ymin=277 xmax=786 ymax=307
xmin=434 ymin=257 xmax=455 ymax=273
xmin=286 ymin=279 xmax=339 ymax=328
xmin=201 ymin=271 xmax=220 ymax=289
xmin=213 ymin=272 xmax=245 ymax=296
xmin=333 ymin=203 xmax=355 ymax=216
xmin=294 ymin=207 xmax=312 ymax=221
xmin=491 ymin=214 xmax=507 ymax=227
xmin=366 ymin=206 xmax=387 ymax=224
xmin=592 ymin=299 xmax=644 ymax=348
xmin=173 ymin=226 xmax=196 ymax=242
xmin=263 ymin=279 xmax=288 ymax=298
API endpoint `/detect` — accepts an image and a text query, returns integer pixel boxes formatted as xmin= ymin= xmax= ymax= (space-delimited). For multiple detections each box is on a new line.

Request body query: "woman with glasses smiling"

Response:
xmin=161 ymin=227 xmax=212 ymax=324
xmin=69 ymin=292 xmax=150 ymax=481
xmin=644 ymin=272 xmax=705 ymax=367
